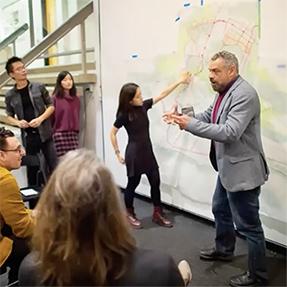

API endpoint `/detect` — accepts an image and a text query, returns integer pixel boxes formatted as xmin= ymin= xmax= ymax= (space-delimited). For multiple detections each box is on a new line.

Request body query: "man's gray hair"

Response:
xmin=211 ymin=51 xmax=239 ymax=72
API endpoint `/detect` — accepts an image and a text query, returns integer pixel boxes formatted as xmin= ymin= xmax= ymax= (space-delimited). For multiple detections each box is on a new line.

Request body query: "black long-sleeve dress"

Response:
xmin=114 ymin=99 xmax=158 ymax=177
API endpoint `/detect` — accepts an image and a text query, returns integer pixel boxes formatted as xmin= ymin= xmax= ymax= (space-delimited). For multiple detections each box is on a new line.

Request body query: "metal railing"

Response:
xmin=0 ymin=1 xmax=94 ymax=89
xmin=0 ymin=23 xmax=29 ymax=53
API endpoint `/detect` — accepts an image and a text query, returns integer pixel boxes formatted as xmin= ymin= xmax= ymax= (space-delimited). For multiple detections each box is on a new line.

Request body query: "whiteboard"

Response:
xmin=97 ymin=0 xmax=287 ymax=246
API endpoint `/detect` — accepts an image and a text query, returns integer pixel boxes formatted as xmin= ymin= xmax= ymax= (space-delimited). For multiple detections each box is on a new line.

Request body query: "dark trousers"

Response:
xmin=125 ymin=168 xmax=161 ymax=209
xmin=212 ymin=176 xmax=268 ymax=280
xmin=25 ymin=133 xmax=58 ymax=186
xmin=4 ymin=237 xmax=30 ymax=284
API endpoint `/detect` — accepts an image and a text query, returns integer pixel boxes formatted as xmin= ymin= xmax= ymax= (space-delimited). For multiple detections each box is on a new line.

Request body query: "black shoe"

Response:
xmin=229 ymin=272 xmax=268 ymax=287
xmin=200 ymin=247 xmax=233 ymax=262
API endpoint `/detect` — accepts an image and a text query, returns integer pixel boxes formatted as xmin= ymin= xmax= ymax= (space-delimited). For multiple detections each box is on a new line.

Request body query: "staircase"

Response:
xmin=0 ymin=63 xmax=96 ymax=124
xmin=0 ymin=1 xmax=97 ymax=129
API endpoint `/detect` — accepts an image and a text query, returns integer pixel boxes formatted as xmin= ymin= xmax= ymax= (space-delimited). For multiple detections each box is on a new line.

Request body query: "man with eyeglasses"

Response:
xmin=0 ymin=127 xmax=34 ymax=284
xmin=5 ymin=56 xmax=57 ymax=186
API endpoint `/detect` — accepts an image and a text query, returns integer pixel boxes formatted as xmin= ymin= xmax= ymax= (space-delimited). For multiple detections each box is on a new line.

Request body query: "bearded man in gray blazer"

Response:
xmin=164 ymin=51 xmax=269 ymax=287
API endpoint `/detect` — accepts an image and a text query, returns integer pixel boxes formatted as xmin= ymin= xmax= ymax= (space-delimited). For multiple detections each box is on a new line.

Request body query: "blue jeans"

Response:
xmin=212 ymin=176 xmax=268 ymax=280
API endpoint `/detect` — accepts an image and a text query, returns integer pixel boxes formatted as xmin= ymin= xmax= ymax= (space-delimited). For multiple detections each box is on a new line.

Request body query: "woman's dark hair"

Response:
xmin=52 ymin=71 xmax=77 ymax=98
xmin=116 ymin=83 xmax=139 ymax=119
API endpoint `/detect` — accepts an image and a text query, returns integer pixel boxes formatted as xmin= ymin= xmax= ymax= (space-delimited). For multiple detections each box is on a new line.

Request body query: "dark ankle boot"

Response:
xmin=152 ymin=206 xmax=173 ymax=228
xmin=126 ymin=208 xmax=142 ymax=229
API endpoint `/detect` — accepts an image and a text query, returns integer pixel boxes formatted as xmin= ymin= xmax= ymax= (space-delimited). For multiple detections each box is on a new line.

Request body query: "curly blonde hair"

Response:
xmin=32 ymin=149 xmax=136 ymax=286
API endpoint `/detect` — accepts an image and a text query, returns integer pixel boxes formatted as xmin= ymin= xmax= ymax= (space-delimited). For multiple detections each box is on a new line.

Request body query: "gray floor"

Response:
xmin=131 ymin=196 xmax=286 ymax=286
xmin=1 ymin=195 xmax=286 ymax=286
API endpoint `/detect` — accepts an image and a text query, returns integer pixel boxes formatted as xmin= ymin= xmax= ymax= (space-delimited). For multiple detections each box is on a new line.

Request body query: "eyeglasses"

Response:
xmin=13 ymin=66 xmax=26 ymax=73
xmin=1 ymin=145 xmax=24 ymax=153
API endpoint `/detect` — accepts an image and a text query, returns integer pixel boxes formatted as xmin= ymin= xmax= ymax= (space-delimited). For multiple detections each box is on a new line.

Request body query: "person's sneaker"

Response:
xmin=229 ymin=271 xmax=268 ymax=287
xmin=126 ymin=208 xmax=142 ymax=229
xmin=152 ymin=208 xmax=173 ymax=228
xmin=178 ymin=260 xmax=192 ymax=286
xmin=200 ymin=247 xmax=233 ymax=261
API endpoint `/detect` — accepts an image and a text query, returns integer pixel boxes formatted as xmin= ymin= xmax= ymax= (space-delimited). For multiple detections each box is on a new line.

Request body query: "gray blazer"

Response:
xmin=186 ymin=76 xmax=269 ymax=191
xmin=5 ymin=82 xmax=53 ymax=143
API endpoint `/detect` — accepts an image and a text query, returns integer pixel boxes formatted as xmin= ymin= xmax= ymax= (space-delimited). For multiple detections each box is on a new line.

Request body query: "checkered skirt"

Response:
xmin=53 ymin=131 xmax=79 ymax=157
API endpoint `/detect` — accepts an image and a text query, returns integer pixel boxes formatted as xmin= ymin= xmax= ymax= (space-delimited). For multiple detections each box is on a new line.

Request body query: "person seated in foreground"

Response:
xmin=0 ymin=127 xmax=34 ymax=284
xmin=18 ymin=148 xmax=191 ymax=286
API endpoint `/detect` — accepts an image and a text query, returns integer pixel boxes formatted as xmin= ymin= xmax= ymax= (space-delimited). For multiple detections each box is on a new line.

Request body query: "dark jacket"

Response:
xmin=5 ymin=82 xmax=53 ymax=143
xmin=19 ymin=248 xmax=184 ymax=286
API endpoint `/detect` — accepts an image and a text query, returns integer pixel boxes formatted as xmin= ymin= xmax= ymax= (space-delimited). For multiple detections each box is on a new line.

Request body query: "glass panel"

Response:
xmin=0 ymin=0 xmax=30 ymax=60
xmin=0 ymin=0 xmax=93 ymax=68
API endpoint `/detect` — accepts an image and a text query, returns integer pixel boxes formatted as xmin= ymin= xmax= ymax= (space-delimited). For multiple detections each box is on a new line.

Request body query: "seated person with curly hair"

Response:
xmin=19 ymin=149 xmax=191 ymax=286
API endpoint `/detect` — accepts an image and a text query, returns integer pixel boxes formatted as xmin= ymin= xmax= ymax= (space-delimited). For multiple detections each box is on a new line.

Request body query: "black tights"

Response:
xmin=124 ymin=169 xmax=161 ymax=208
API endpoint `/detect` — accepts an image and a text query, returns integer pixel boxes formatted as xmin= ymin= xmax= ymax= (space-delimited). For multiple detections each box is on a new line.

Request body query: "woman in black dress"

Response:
xmin=110 ymin=72 xmax=191 ymax=228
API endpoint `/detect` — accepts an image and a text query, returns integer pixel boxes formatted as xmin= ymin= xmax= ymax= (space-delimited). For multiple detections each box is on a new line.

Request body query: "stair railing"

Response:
xmin=0 ymin=1 xmax=94 ymax=89
xmin=0 ymin=23 xmax=29 ymax=54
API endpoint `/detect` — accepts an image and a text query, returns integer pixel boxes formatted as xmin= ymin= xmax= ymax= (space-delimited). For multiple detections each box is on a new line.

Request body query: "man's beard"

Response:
xmin=211 ymin=82 xmax=225 ymax=93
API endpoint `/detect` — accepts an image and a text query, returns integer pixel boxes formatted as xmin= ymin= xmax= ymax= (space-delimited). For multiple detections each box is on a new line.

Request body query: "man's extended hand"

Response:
xmin=163 ymin=104 xmax=192 ymax=129
xmin=163 ymin=104 xmax=180 ymax=124
xmin=170 ymin=114 xmax=192 ymax=130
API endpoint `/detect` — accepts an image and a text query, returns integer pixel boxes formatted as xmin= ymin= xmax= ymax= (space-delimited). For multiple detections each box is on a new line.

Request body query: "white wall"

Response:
xmin=95 ymin=0 xmax=287 ymax=246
